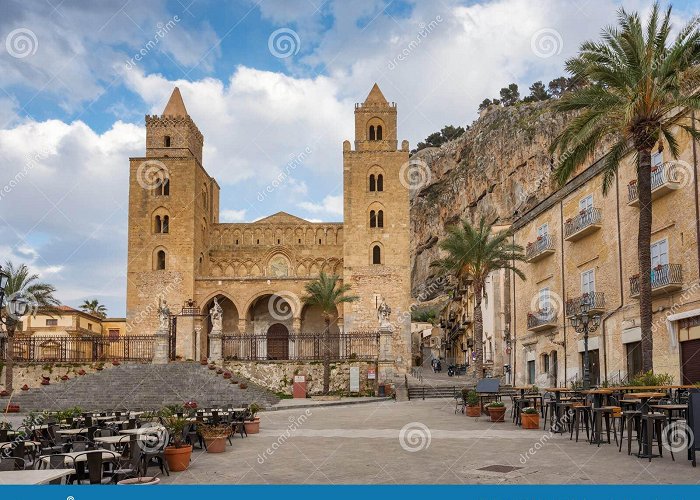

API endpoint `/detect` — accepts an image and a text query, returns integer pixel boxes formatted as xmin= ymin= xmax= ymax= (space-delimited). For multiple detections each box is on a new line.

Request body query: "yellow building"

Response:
xmin=125 ymin=84 xmax=412 ymax=371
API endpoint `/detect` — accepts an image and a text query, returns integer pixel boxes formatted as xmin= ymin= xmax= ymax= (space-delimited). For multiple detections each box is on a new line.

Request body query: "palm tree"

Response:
xmin=80 ymin=299 xmax=107 ymax=319
xmin=549 ymin=3 xmax=700 ymax=372
xmin=431 ymin=217 xmax=525 ymax=378
xmin=302 ymin=272 xmax=359 ymax=394
xmin=2 ymin=262 xmax=60 ymax=392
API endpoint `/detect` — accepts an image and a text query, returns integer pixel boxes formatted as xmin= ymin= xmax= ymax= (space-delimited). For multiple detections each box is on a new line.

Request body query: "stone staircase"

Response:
xmin=1 ymin=362 xmax=279 ymax=412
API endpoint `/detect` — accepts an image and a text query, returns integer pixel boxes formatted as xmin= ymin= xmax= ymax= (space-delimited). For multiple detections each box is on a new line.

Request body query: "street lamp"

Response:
xmin=0 ymin=266 xmax=9 ymax=310
xmin=568 ymin=293 xmax=601 ymax=389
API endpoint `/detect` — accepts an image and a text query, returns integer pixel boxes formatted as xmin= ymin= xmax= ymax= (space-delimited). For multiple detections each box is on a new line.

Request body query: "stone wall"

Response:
xmin=0 ymin=362 xmax=117 ymax=391
xmin=223 ymin=360 xmax=378 ymax=396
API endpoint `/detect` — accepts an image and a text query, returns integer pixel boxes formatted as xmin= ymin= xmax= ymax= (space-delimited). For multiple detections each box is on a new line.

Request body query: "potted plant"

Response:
xmin=462 ymin=389 xmax=481 ymax=417
xmin=61 ymin=374 xmax=69 ymax=381
xmin=521 ymin=407 xmax=540 ymax=429
xmin=200 ymin=358 xmax=208 ymax=365
xmin=239 ymin=382 xmax=247 ymax=389
xmin=184 ymin=400 xmax=198 ymax=410
xmin=0 ymin=390 xmax=9 ymax=397
xmin=216 ymin=368 xmax=224 ymax=375
xmin=21 ymin=384 xmax=29 ymax=391
xmin=223 ymin=371 xmax=232 ymax=379
xmin=41 ymin=376 xmax=50 ymax=386
xmin=199 ymin=424 xmax=230 ymax=453
xmin=244 ymin=402 xmax=263 ymax=434
xmin=5 ymin=404 xmax=20 ymax=413
xmin=487 ymin=401 xmax=506 ymax=422
xmin=77 ymin=369 xmax=86 ymax=376
xmin=161 ymin=412 xmax=192 ymax=471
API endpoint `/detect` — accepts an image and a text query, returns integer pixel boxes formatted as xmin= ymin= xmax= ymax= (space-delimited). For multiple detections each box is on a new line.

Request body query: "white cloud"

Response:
xmin=298 ymin=195 xmax=343 ymax=218
xmin=220 ymin=209 xmax=247 ymax=222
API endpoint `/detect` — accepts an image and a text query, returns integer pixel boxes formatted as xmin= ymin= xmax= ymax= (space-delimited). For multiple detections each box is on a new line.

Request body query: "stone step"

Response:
xmin=2 ymin=362 xmax=279 ymax=412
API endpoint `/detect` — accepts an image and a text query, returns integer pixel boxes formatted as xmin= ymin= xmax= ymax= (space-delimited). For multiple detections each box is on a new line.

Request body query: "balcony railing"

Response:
xmin=565 ymin=292 xmax=606 ymax=317
xmin=527 ymin=310 xmax=558 ymax=332
xmin=630 ymin=263 xmax=683 ymax=297
xmin=525 ymin=234 xmax=556 ymax=263
xmin=564 ymin=207 xmax=602 ymax=241
xmin=627 ymin=162 xmax=681 ymax=206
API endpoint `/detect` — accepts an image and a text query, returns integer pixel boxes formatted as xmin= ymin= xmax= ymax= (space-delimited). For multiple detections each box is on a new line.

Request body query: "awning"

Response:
xmin=666 ymin=308 xmax=700 ymax=349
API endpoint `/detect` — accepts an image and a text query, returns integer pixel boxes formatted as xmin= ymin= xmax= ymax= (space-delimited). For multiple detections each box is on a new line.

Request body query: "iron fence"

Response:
xmin=221 ymin=332 xmax=380 ymax=361
xmin=0 ymin=335 xmax=154 ymax=363
xmin=630 ymin=263 xmax=683 ymax=296
xmin=564 ymin=207 xmax=602 ymax=238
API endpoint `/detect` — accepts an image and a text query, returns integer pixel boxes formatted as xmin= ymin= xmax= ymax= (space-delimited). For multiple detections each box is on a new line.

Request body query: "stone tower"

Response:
xmin=342 ymin=83 xmax=412 ymax=372
xmin=126 ymin=87 xmax=219 ymax=338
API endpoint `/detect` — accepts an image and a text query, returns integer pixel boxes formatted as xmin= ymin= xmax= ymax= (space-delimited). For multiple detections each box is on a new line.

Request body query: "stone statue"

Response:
xmin=377 ymin=298 xmax=391 ymax=327
xmin=210 ymin=297 xmax=223 ymax=331
xmin=157 ymin=299 xmax=170 ymax=331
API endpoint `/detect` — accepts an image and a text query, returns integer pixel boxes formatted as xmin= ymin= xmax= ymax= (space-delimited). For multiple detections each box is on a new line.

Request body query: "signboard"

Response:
xmin=367 ymin=368 xmax=376 ymax=380
xmin=349 ymin=367 xmax=360 ymax=393
xmin=292 ymin=375 xmax=306 ymax=399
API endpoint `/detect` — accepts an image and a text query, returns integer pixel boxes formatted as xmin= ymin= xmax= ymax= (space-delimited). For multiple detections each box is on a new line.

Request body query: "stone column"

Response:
xmin=208 ymin=326 xmax=223 ymax=363
xmin=379 ymin=324 xmax=394 ymax=362
xmin=194 ymin=326 xmax=202 ymax=362
xmin=237 ymin=318 xmax=248 ymax=335
xmin=152 ymin=327 xmax=169 ymax=365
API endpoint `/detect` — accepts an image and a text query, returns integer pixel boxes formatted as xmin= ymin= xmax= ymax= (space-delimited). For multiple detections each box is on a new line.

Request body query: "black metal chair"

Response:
xmin=0 ymin=457 xmax=25 ymax=471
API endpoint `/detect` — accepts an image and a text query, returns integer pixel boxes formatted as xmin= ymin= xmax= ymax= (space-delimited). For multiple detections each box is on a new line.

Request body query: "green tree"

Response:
xmin=478 ymin=98 xmax=493 ymax=111
xmin=412 ymin=125 xmax=467 ymax=153
xmin=80 ymin=299 xmax=107 ymax=319
xmin=527 ymin=81 xmax=550 ymax=102
xmin=301 ymin=273 xmax=359 ymax=394
xmin=2 ymin=262 xmax=61 ymax=392
xmin=547 ymin=76 xmax=570 ymax=97
xmin=499 ymin=83 xmax=520 ymax=106
xmin=430 ymin=218 xmax=525 ymax=378
xmin=549 ymin=3 xmax=700 ymax=372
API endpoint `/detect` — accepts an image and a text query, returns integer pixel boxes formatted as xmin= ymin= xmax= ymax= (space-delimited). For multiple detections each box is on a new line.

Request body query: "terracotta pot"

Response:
xmin=117 ymin=476 xmax=160 ymax=485
xmin=200 ymin=359 xmax=208 ymax=365
xmin=0 ymin=390 xmax=9 ymax=397
xmin=208 ymin=364 xmax=216 ymax=370
xmin=205 ymin=436 xmax=227 ymax=453
xmin=78 ymin=370 xmax=86 ymax=375
xmin=244 ymin=417 xmax=260 ymax=434
xmin=223 ymin=372 xmax=232 ymax=379
xmin=6 ymin=404 xmax=20 ymax=413
xmin=239 ymin=383 xmax=247 ymax=389
xmin=21 ymin=384 xmax=29 ymax=391
xmin=216 ymin=368 xmax=224 ymax=375
xmin=487 ymin=406 xmax=506 ymax=422
xmin=164 ymin=445 xmax=192 ymax=472
xmin=41 ymin=380 xmax=50 ymax=386
xmin=61 ymin=375 xmax=69 ymax=381
xmin=521 ymin=412 xmax=540 ymax=429
xmin=466 ymin=405 xmax=481 ymax=417
xmin=96 ymin=366 xmax=104 ymax=371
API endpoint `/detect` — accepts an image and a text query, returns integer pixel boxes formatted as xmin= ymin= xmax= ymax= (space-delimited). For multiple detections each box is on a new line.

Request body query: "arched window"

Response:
xmin=156 ymin=250 xmax=166 ymax=270
xmin=377 ymin=174 xmax=383 ymax=191
xmin=154 ymin=215 xmax=162 ymax=233
xmin=372 ymin=245 xmax=381 ymax=265
xmin=159 ymin=177 xmax=170 ymax=196
xmin=369 ymin=125 xmax=376 ymax=140
xmin=376 ymin=125 xmax=383 ymax=140
xmin=377 ymin=210 xmax=384 ymax=228
xmin=369 ymin=174 xmax=376 ymax=192
xmin=162 ymin=215 xmax=169 ymax=233
xmin=164 ymin=136 xmax=171 ymax=147
xmin=369 ymin=210 xmax=376 ymax=228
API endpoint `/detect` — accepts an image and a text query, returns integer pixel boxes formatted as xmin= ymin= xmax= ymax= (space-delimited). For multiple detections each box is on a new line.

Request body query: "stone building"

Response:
xmin=511 ymin=117 xmax=700 ymax=386
xmin=125 ymin=84 xmax=412 ymax=372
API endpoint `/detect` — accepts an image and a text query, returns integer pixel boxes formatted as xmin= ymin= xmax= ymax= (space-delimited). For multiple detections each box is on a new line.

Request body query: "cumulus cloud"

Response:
xmin=220 ymin=209 xmax=247 ymax=222
xmin=298 ymin=195 xmax=343 ymax=218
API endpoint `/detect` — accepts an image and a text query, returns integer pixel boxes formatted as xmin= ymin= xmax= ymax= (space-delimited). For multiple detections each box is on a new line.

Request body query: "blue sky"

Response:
xmin=0 ymin=0 xmax=696 ymax=316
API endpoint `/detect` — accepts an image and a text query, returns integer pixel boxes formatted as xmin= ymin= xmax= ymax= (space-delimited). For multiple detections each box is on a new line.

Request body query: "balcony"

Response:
xmin=527 ymin=310 xmax=558 ymax=332
xmin=630 ymin=263 xmax=683 ymax=297
xmin=627 ymin=163 xmax=681 ymax=206
xmin=564 ymin=208 xmax=602 ymax=241
xmin=525 ymin=234 xmax=556 ymax=263
xmin=565 ymin=292 xmax=605 ymax=317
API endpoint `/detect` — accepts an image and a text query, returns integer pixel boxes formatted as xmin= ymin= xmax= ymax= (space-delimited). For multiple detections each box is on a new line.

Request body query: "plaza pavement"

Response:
xmin=160 ymin=399 xmax=699 ymax=484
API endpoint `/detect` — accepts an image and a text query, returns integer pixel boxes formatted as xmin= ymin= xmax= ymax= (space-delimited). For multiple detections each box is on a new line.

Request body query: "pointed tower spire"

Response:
xmin=364 ymin=83 xmax=388 ymax=104
xmin=162 ymin=87 xmax=188 ymax=117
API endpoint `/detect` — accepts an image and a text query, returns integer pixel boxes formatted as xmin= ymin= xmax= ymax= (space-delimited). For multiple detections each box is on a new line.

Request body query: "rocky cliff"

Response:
xmin=409 ymin=101 xmax=572 ymax=299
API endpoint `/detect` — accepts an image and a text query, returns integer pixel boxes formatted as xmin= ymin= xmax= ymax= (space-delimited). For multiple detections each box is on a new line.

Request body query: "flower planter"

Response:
xmin=21 ymin=385 xmax=29 ymax=391
xmin=244 ymin=417 xmax=260 ymax=434
xmin=5 ymin=404 xmax=20 ymax=413
xmin=41 ymin=379 xmax=50 ymax=386
xmin=78 ymin=369 xmax=86 ymax=376
xmin=465 ymin=405 xmax=481 ymax=417
xmin=223 ymin=372 xmax=232 ymax=379
xmin=208 ymin=364 xmax=216 ymax=370
xmin=521 ymin=412 xmax=540 ymax=429
xmin=200 ymin=359 xmax=208 ymax=366
xmin=239 ymin=383 xmax=247 ymax=389
xmin=205 ymin=437 xmax=227 ymax=453
xmin=61 ymin=375 xmax=69 ymax=381
xmin=0 ymin=390 xmax=10 ymax=397
xmin=184 ymin=401 xmax=198 ymax=410
xmin=216 ymin=368 xmax=224 ymax=375
xmin=164 ymin=445 xmax=192 ymax=472
xmin=487 ymin=406 xmax=506 ymax=422
xmin=117 ymin=476 xmax=160 ymax=485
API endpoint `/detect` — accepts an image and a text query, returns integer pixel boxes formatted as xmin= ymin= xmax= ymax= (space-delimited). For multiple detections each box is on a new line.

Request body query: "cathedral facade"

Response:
xmin=126 ymin=84 xmax=412 ymax=370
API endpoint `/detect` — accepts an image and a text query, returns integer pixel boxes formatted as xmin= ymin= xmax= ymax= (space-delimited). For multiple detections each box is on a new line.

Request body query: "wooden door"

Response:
xmin=267 ymin=323 xmax=289 ymax=360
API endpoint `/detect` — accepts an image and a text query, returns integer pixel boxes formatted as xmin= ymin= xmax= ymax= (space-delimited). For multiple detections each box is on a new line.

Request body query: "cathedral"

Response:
xmin=126 ymin=84 xmax=412 ymax=371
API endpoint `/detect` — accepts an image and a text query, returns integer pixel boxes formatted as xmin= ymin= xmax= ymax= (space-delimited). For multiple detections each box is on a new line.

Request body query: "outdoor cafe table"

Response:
xmin=0 ymin=440 xmax=41 ymax=451
xmin=40 ymin=450 xmax=119 ymax=466
xmin=626 ymin=392 xmax=666 ymax=459
xmin=119 ymin=426 xmax=166 ymax=436
xmin=0 ymin=469 xmax=75 ymax=485
xmin=56 ymin=428 xmax=88 ymax=436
